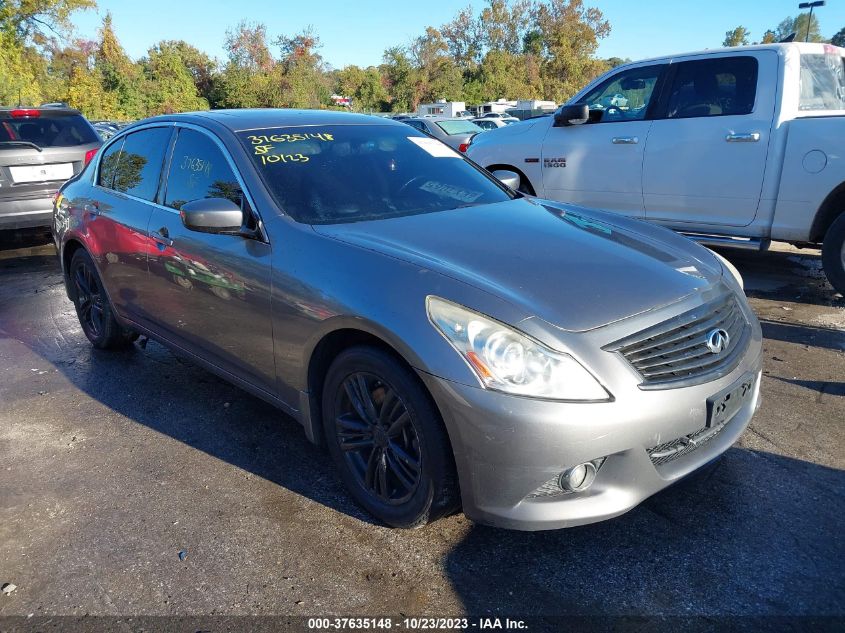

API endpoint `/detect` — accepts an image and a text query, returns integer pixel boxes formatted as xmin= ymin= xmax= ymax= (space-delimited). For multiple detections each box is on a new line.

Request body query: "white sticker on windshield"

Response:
xmin=408 ymin=136 xmax=461 ymax=158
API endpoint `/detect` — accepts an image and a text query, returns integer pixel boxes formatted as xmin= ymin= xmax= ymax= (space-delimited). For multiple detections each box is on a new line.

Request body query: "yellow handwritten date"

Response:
xmin=259 ymin=153 xmax=309 ymax=165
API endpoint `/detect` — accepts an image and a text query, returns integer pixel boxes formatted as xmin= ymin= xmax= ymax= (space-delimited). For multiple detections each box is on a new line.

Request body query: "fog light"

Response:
xmin=560 ymin=462 xmax=597 ymax=492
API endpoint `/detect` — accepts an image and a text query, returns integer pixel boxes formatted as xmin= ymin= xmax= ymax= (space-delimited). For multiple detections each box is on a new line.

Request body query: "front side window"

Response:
xmin=237 ymin=124 xmax=513 ymax=224
xmin=164 ymin=128 xmax=243 ymax=211
xmin=109 ymin=127 xmax=171 ymax=201
xmin=581 ymin=65 xmax=663 ymax=122
xmin=665 ymin=56 xmax=758 ymax=119
xmin=799 ymin=51 xmax=845 ymax=111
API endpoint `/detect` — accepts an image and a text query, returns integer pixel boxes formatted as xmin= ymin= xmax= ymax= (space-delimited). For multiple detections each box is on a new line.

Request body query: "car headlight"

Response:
xmin=426 ymin=296 xmax=611 ymax=401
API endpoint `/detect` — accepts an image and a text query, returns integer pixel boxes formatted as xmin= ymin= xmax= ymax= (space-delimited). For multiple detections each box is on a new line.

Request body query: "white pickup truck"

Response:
xmin=467 ymin=42 xmax=845 ymax=295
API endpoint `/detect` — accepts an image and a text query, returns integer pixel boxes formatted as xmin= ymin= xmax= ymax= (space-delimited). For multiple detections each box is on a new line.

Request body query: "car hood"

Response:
xmin=312 ymin=198 xmax=723 ymax=332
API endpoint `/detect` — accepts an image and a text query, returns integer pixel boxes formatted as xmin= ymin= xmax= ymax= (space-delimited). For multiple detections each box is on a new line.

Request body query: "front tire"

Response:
xmin=321 ymin=346 xmax=459 ymax=528
xmin=69 ymin=249 xmax=135 ymax=349
xmin=822 ymin=213 xmax=845 ymax=296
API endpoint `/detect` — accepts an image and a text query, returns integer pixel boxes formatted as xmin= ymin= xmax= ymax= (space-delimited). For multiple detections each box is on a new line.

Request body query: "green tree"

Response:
xmin=533 ymin=0 xmax=611 ymax=102
xmin=723 ymin=26 xmax=750 ymax=47
xmin=273 ymin=28 xmax=331 ymax=108
xmin=335 ymin=65 xmax=389 ymax=112
xmin=774 ymin=13 xmax=823 ymax=42
xmin=0 ymin=0 xmax=95 ymax=45
xmin=381 ymin=46 xmax=417 ymax=112
xmin=95 ymin=13 xmax=145 ymax=118
xmin=831 ymin=27 xmax=845 ymax=47
xmin=143 ymin=42 xmax=209 ymax=114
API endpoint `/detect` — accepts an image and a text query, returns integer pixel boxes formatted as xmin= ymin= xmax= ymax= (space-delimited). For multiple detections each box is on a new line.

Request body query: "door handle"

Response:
xmin=150 ymin=226 xmax=173 ymax=247
xmin=611 ymin=136 xmax=639 ymax=144
xmin=725 ymin=132 xmax=760 ymax=143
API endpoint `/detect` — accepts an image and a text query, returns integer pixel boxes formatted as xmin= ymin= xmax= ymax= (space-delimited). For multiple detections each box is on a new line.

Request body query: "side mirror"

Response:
xmin=180 ymin=197 xmax=244 ymax=234
xmin=491 ymin=170 xmax=521 ymax=190
xmin=553 ymin=104 xmax=589 ymax=127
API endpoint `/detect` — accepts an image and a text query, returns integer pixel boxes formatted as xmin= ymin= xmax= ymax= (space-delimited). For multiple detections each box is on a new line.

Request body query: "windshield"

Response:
xmin=0 ymin=112 xmax=99 ymax=149
xmin=238 ymin=124 xmax=513 ymax=224
xmin=799 ymin=51 xmax=845 ymax=111
xmin=435 ymin=120 xmax=483 ymax=135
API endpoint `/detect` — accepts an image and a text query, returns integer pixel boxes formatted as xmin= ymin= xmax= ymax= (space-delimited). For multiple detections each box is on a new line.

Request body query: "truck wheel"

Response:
xmin=822 ymin=213 xmax=845 ymax=296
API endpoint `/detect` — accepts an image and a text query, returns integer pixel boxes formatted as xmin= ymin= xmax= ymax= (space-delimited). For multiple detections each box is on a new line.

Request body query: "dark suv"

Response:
xmin=0 ymin=105 xmax=101 ymax=231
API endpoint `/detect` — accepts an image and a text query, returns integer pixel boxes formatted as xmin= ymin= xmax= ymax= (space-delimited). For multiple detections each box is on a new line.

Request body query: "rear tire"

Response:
xmin=321 ymin=346 xmax=459 ymax=528
xmin=69 ymin=249 xmax=135 ymax=349
xmin=822 ymin=213 xmax=845 ymax=296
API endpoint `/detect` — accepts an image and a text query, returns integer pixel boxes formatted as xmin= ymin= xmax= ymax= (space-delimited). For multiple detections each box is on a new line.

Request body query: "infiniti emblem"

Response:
xmin=705 ymin=328 xmax=731 ymax=354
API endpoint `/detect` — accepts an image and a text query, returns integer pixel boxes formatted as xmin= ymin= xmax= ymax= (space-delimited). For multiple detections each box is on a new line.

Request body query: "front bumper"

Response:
xmin=419 ymin=332 xmax=763 ymax=531
xmin=0 ymin=196 xmax=54 ymax=230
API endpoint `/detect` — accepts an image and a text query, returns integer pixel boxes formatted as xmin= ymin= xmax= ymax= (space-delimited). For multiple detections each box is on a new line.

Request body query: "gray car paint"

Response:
xmin=53 ymin=109 xmax=763 ymax=530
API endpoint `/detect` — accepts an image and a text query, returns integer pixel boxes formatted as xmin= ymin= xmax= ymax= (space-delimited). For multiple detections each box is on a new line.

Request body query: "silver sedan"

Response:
xmin=53 ymin=110 xmax=762 ymax=530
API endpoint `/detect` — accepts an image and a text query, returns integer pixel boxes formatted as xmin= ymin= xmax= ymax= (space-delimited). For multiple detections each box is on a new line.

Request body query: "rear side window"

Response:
xmin=108 ymin=127 xmax=171 ymax=201
xmin=0 ymin=112 xmax=100 ymax=149
xmin=665 ymin=56 xmax=758 ymax=118
xmin=799 ymin=52 xmax=845 ymax=111
xmin=97 ymin=138 xmax=124 ymax=188
xmin=435 ymin=120 xmax=483 ymax=135
xmin=164 ymin=128 xmax=243 ymax=210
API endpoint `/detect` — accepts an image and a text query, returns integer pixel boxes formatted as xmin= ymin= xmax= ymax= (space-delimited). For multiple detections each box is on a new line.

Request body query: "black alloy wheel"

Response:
xmin=335 ymin=372 xmax=421 ymax=505
xmin=322 ymin=346 xmax=459 ymax=528
xmin=69 ymin=249 xmax=136 ymax=349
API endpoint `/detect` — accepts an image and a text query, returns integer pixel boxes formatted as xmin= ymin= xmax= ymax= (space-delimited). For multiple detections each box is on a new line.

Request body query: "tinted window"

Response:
xmin=238 ymin=125 xmax=513 ymax=224
xmin=164 ymin=129 xmax=243 ymax=210
xmin=109 ymin=127 xmax=171 ymax=201
xmin=665 ymin=57 xmax=758 ymax=119
xmin=97 ymin=138 xmax=124 ymax=189
xmin=581 ymin=65 xmax=663 ymax=122
xmin=799 ymin=52 xmax=845 ymax=111
xmin=435 ymin=120 xmax=483 ymax=135
xmin=405 ymin=120 xmax=428 ymax=132
xmin=0 ymin=112 xmax=99 ymax=149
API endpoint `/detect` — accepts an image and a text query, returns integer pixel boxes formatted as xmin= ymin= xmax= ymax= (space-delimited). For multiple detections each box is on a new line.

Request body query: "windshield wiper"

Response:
xmin=0 ymin=140 xmax=43 ymax=152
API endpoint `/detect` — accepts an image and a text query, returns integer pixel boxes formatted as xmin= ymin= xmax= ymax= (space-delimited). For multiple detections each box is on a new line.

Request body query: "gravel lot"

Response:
xmin=0 ymin=230 xmax=843 ymax=620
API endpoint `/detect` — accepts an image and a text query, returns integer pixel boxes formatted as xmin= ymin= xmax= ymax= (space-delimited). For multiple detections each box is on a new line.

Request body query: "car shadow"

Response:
xmin=443 ymin=449 xmax=845 ymax=617
xmin=714 ymin=245 xmax=844 ymax=308
xmin=760 ymin=319 xmax=845 ymax=352
xmin=0 ymin=245 xmax=380 ymax=527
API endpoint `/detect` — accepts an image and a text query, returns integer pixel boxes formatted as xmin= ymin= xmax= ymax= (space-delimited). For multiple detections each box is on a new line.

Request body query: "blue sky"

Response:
xmin=71 ymin=0 xmax=845 ymax=68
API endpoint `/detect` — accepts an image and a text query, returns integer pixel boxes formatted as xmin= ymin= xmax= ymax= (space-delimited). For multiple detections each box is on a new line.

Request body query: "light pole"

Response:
xmin=798 ymin=1 xmax=825 ymax=42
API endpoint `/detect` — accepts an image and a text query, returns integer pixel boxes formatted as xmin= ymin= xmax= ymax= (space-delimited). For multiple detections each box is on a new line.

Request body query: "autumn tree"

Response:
xmin=723 ymin=26 xmax=750 ymax=47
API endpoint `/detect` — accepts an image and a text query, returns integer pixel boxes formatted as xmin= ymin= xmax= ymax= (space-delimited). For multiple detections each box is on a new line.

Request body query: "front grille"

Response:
xmin=605 ymin=293 xmax=749 ymax=389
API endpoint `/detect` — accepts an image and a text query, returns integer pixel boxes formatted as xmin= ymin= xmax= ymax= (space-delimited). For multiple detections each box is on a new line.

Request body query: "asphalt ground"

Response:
xmin=0 ymin=229 xmax=843 ymax=623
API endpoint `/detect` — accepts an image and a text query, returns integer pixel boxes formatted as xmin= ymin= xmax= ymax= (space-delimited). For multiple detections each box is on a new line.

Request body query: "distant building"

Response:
xmin=473 ymin=99 xmax=518 ymax=116
xmin=417 ymin=100 xmax=466 ymax=118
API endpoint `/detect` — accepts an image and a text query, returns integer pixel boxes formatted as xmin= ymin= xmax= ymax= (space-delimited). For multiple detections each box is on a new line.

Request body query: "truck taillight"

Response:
xmin=84 ymin=148 xmax=98 ymax=165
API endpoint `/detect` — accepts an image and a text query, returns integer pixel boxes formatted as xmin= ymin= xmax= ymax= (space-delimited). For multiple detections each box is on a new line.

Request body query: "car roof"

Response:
xmin=140 ymin=108 xmax=405 ymax=132
xmin=0 ymin=105 xmax=84 ymax=116
xmin=612 ymin=41 xmax=843 ymax=69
